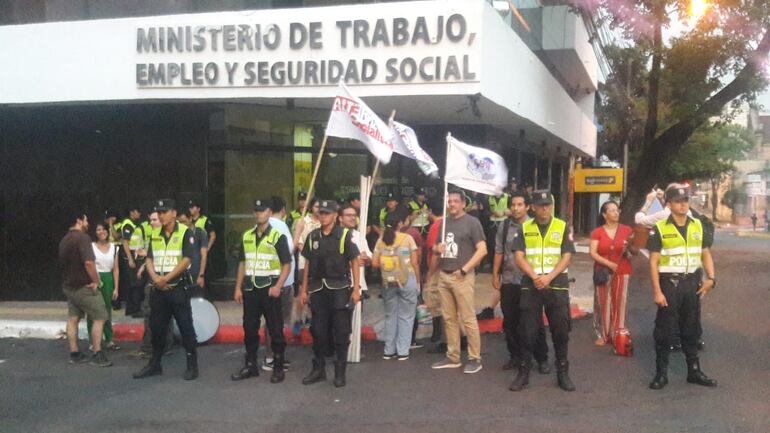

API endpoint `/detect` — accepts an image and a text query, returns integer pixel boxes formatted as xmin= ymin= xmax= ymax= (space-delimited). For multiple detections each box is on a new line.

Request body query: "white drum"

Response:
xmin=173 ymin=297 xmax=220 ymax=343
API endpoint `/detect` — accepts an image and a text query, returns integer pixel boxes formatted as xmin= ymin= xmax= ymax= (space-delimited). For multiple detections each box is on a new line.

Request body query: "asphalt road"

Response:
xmin=1 ymin=232 xmax=768 ymax=433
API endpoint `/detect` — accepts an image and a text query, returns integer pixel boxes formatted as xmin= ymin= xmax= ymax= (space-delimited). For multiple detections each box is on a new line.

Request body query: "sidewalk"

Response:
xmin=0 ymin=252 xmax=595 ymax=344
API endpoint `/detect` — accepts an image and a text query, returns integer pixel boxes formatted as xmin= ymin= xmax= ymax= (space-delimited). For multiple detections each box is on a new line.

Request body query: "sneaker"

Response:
xmin=261 ymin=357 xmax=291 ymax=371
xmin=463 ymin=359 xmax=483 ymax=374
xmin=410 ymin=341 xmax=425 ymax=349
xmin=382 ymin=353 xmax=397 ymax=360
xmin=397 ymin=355 xmax=410 ymax=361
xmin=88 ymin=344 xmax=94 ymax=353
xmin=89 ymin=351 xmax=113 ymax=367
xmin=105 ymin=341 xmax=121 ymax=351
xmin=69 ymin=351 xmax=89 ymax=364
xmin=431 ymin=359 xmax=462 ymax=369
xmin=476 ymin=307 xmax=495 ymax=320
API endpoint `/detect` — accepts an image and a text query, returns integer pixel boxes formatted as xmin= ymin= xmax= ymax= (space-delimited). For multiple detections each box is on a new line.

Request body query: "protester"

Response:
xmin=292 ymin=197 xmax=321 ymax=335
xmin=59 ymin=212 xmax=112 ymax=367
xmin=90 ymin=222 xmax=120 ymax=351
xmin=373 ymin=211 xmax=420 ymax=360
xmin=589 ymin=200 xmax=635 ymax=353
xmin=431 ymin=190 xmax=486 ymax=374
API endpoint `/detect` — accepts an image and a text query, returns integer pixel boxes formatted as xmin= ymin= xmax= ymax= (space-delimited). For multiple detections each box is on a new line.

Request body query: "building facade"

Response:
xmin=0 ymin=0 xmax=601 ymax=299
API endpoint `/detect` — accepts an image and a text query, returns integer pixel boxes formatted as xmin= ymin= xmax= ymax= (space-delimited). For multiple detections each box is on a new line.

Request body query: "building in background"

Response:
xmin=0 ymin=0 xmax=604 ymax=299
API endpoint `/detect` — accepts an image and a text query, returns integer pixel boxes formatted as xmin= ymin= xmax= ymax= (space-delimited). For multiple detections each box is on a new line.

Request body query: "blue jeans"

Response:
xmin=381 ymin=275 xmax=418 ymax=356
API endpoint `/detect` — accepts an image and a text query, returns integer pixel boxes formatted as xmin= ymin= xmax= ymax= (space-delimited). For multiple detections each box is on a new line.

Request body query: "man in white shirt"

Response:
xmin=261 ymin=196 xmax=296 ymax=372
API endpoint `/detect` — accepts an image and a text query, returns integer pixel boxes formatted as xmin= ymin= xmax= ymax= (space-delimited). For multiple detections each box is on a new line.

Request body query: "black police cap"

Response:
xmin=254 ymin=198 xmax=271 ymax=211
xmin=531 ymin=190 xmax=553 ymax=205
xmin=154 ymin=199 xmax=176 ymax=212
xmin=318 ymin=200 xmax=339 ymax=213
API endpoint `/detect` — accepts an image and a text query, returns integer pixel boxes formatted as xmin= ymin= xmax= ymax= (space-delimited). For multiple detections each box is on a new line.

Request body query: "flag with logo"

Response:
xmin=445 ymin=135 xmax=508 ymax=196
xmin=390 ymin=120 xmax=439 ymax=177
xmin=325 ymin=83 xmax=394 ymax=164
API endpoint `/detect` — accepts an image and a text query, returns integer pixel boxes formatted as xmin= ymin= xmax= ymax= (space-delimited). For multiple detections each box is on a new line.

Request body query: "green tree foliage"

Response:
xmin=591 ymin=0 xmax=770 ymax=221
xmin=669 ymin=124 xmax=754 ymax=180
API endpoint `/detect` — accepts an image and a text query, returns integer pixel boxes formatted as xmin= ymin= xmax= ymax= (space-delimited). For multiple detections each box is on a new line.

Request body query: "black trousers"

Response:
xmin=120 ymin=255 xmax=144 ymax=314
xmin=149 ymin=286 xmax=197 ymax=358
xmin=310 ymin=287 xmax=352 ymax=365
xmin=242 ymin=287 xmax=286 ymax=360
xmin=654 ymin=275 xmax=700 ymax=362
xmin=519 ymin=288 xmax=571 ymax=364
xmin=500 ymin=284 xmax=548 ymax=363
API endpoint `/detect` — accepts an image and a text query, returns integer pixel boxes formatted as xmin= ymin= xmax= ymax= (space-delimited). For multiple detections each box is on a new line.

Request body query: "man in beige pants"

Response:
xmin=431 ymin=191 xmax=487 ymax=374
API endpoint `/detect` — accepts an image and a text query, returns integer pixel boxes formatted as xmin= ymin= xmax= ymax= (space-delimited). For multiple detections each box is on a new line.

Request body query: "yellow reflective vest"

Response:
xmin=655 ymin=218 xmax=703 ymax=274
xmin=522 ymin=217 xmax=569 ymax=289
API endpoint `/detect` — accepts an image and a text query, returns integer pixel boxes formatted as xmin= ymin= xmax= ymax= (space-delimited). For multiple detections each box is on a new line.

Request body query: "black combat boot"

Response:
xmin=333 ymin=361 xmax=347 ymax=388
xmin=302 ymin=359 xmax=326 ymax=385
xmin=270 ymin=354 xmax=285 ymax=384
xmin=183 ymin=351 xmax=199 ymax=381
xmin=686 ymin=359 xmax=717 ymax=387
xmin=649 ymin=353 xmax=669 ymax=390
xmin=231 ymin=354 xmax=259 ymax=381
xmin=509 ymin=361 xmax=530 ymax=392
xmin=556 ymin=360 xmax=576 ymax=392
xmin=537 ymin=360 xmax=551 ymax=374
xmin=430 ymin=317 xmax=444 ymax=343
xmin=133 ymin=354 xmax=162 ymax=379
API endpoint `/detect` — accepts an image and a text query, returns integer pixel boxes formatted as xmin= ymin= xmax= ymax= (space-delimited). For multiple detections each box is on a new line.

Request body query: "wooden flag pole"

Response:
xmin=302 ymin=134 xmax=329 ymax=215
xmin=442 ymin=133 xmax=451 ymax=242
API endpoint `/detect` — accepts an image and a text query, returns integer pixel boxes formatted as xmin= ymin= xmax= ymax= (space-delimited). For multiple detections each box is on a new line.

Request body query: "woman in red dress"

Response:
xmin=589 ymin=200 xmax=636 ymax=354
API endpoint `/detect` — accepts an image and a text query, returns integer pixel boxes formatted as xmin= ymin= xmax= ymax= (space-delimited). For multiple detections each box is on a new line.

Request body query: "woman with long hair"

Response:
xmin=90 ymin=221 xmax=120 ymax=350
xmin=589 ymin=200 xmax=636 ymax=354
xmin=372 ymin=209 xmax=421 ymax=360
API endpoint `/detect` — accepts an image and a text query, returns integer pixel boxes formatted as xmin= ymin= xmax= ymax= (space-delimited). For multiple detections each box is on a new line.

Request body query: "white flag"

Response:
xmin=445 ymin=135 xmax=508 ymax=195
xmin=325 ymin=83 xmax=394 ymax=164
xmin=390 ymin=121 xmax=439 ymax=177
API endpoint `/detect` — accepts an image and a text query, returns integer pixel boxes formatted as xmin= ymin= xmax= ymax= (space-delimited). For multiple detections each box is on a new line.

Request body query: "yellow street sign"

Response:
xmin=574 ymin=168 xmax=624 ymax=192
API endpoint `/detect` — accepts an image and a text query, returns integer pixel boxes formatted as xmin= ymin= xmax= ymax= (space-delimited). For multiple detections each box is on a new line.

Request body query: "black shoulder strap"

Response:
xmin=502 ymin=219 xmax=511 ymax=247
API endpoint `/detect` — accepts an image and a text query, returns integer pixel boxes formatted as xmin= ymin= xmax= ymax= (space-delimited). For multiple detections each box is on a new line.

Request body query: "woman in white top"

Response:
xmin=91 ymin=222 xmax=120 ymax=350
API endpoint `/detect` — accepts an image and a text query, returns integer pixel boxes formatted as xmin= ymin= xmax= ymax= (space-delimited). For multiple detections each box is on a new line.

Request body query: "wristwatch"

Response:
xmin=707 ymin=277 xmax=716 ymax=288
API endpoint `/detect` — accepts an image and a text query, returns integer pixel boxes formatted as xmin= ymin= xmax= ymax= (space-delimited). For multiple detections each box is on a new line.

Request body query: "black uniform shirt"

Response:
xmin=301 ymin=226 xmax=359 ymax=285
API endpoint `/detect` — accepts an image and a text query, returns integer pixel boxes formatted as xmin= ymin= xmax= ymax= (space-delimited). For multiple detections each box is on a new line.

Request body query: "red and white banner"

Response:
xmin=390 ymin=120 xmax=439 ymax=177
xmin=326 ymin=83 xmax=394 ymax=164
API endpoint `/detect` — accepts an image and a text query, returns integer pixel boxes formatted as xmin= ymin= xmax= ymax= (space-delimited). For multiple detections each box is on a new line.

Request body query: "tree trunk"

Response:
xmin=620 ymin=26 xmax=770 ymax=223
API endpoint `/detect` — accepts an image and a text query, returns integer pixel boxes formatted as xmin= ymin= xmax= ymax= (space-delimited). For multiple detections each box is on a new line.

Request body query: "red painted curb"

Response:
xmin=112 ymin=323 xmax=379 ymax=345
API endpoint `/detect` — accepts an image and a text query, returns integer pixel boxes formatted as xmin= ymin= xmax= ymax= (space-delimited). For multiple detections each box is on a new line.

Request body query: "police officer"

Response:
xmin=373 ymin=193 xmax=400 ymax=237
xmin=408 ymin=188 xmax=432 ymax=236
xmin=188 ymin=198 xmax=216 ymax=257
xmin=511 ymin=190 xmax=576 ymax=392
xmin=231 ymin=199 xmax=292 ymax=383
xmin=120 ymin=207 xmax=144 ymax=316
xmin=493 ymin=191 xmax=550 ymax=373
xmin=134 ymin=199 xmax=199 ymax=381
xmin=647 ymin=185 xmax=717 ymax=390
xmin=300 ymin=200 xmax=361 ymax=387
xmin=289 ymin=191 xmax=307 ymax=233
xmin=487 ymin=191 xmax=510 ymax=266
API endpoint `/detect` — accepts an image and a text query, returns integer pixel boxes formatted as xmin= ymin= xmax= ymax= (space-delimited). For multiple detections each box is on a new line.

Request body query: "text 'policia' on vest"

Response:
xmin=655 ymin=217 xmax=704 ymax=274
